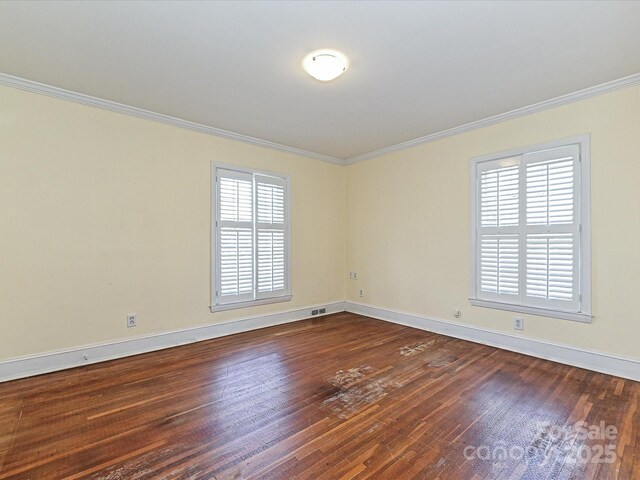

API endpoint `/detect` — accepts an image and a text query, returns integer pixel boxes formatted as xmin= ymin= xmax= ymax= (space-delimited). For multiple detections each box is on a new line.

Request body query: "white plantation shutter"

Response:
xmin=526 ymin=233 xmax=574 ymax=303
xmin=217 ymin=170 xmax=255 ymax=305
xmin=525 ymin=150 xmax=575 ymax=226
xmin=523 ymin=145 xmax=580 ymax=312
xmin=480 ymin=235 xmax=519 ymax=297
xmin=480 ymin=163 xmax=519 ymax=228
xmin=256 ymin=175 xmax=287 ymax=298
xmin=477 ymin=158 xmax=521 ymax=303
xmin=473 ymin=142 xmax=586 ymax=316
xmin=213 ymin=166 xmax=290 ymax=309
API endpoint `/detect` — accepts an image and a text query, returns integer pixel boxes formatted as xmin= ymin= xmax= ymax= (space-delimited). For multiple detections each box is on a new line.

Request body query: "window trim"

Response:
xmin=210 ymin=162 xmax=292 ymax=313
xmin=469 ymin=135 xmax=593 ymax=323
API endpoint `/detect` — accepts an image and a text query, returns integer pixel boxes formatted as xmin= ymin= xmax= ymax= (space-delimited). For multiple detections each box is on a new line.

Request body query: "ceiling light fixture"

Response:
xmin=302 ymin=49 xmax=348 ymax=82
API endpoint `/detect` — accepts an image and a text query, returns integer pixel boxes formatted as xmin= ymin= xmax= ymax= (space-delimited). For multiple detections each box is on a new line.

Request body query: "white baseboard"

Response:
xmin=345 ymin=302 xmax=640 ymax=382
xmin=0 ymin=301 xmax=346 ymax=383
xmin=4 ymin=301 xmax=637 ymax=384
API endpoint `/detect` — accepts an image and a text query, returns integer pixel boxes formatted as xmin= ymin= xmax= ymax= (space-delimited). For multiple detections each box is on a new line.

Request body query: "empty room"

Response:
xmin=1 ymin=1 xmax=639 ymax=478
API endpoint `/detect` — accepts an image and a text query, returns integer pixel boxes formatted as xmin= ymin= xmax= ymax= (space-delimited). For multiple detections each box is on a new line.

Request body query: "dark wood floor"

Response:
xmin=0 ymin=313 xmax=638 ymax=479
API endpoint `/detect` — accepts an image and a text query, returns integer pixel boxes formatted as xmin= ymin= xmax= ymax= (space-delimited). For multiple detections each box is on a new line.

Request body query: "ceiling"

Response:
xmin=1 ymin=1 xmax=640 ymax=162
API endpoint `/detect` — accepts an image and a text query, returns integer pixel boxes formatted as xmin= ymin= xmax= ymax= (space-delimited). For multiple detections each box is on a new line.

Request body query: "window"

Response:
xmin=469 ymin=136 xmax=592 ymax=322
xmin=211 ymin=164 xmax=291 ymax=312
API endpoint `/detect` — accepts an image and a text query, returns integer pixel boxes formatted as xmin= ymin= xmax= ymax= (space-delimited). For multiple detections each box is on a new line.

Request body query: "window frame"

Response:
xmin=210 ymin=162 xmax=292 ymax=313
xmin=469 ymin=135 xmax=593 ymax=323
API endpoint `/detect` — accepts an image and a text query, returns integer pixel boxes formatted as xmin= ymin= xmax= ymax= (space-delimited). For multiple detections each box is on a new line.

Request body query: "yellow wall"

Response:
xmin=346 ymin=85 xmax=640 ymax=360
xmin=3 ymin=82 xmax=639 ymax=364
xmin=0 ymin=85 xmax=345 ymax=360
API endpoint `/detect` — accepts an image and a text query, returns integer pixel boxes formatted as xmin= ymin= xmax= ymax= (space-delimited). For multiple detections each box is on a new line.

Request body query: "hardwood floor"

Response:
xmin=0 ymin=312 xmax=638 ymax=479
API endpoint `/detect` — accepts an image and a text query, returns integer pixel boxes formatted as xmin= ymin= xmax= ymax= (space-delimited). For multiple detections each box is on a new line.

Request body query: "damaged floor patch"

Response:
xmin=329 ymin=365 xmax=375 ymax=388
xmin=93 ymin=446 xmax=178 ymax=479
xmin=323 ymin=380 xmax=400 ymax=419
xmin=427 ymin=354 xmax=457 ymax=368
xmin=323 ymin=366 xmax=400 ymax=419
xmin=399 ymin=341 xmax=434 ymax=357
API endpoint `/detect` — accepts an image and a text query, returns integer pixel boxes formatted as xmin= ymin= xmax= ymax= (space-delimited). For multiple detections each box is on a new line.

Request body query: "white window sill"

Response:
xmin=468 ymin=298 xmax=593 ymax=323
xmin=210 ymin=295 xmax=292 ymax=313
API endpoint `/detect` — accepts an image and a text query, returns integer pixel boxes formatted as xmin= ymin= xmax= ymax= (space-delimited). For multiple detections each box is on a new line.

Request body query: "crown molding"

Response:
xmin=344 ymin=72 xmax=640 ymax=165
xmin=3 ymin=71 xmax=640 ymax=167
xmin=0 ymin=72 xmax=345 ymax=166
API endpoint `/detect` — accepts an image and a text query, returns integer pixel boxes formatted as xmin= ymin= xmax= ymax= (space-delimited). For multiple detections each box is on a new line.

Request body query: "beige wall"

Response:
xmin=0 ymin=85 xmax=345 ymax=360
xmin=346 ymin=85 xmax=640 ymax=360
xmin=3 ymin=82 xmax=639 ymax=364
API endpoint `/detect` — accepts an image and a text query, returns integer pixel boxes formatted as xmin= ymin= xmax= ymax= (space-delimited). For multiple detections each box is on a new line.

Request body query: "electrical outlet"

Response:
xmin=311 ymin=309 xmax=319 ymax=315
xmin=319 ymin=307 xmax=326 ymax=314
xmin=513 ymin=317 xmax=524 ymax=331
xmin=349 ymin=272 xmax=358 ymax=280
xmin=453 ymin=308 xmax=461 ymax=318
xmin=359 ymin=289 xmax=364 ymax=297
xmin=127 ymin=314 xmax=137 ymax=328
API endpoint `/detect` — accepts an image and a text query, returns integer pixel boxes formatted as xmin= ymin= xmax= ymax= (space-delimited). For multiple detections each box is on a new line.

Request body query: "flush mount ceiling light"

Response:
xmin=302 ymin=49 xmax=348 ymax=82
